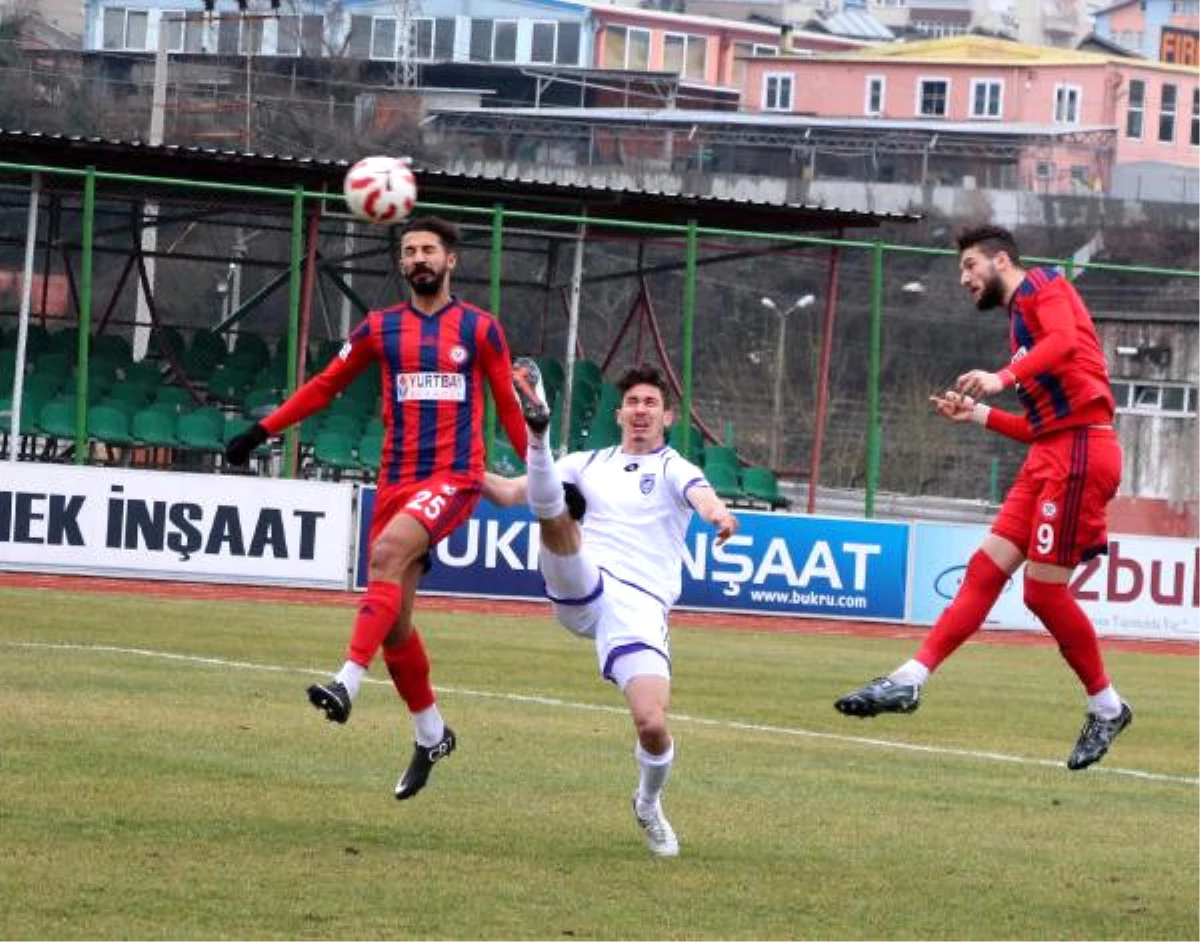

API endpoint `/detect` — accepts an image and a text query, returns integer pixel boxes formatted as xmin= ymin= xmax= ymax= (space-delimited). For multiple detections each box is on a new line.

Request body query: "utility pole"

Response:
xmin=395 ymin=0 xmax=417 ymax=88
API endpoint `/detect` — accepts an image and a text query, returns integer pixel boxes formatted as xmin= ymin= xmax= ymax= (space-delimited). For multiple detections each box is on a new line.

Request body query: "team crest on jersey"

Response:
xmin=1041 ymin=501 xmax=1058 ymax=519
xmin=448 ymin=345 xmax=468 ymax=364
xmin=639 ymin=473 xmax=656 ymax=495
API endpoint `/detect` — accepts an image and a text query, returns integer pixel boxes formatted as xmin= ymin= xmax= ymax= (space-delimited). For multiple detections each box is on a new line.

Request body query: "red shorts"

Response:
xmin=369 ymin=473 xmax=482 ymax=547
xmin=991 ymin=426 xmax=1121 ymax=567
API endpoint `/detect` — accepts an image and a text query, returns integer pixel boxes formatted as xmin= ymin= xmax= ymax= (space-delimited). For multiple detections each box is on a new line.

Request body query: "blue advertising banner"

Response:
xmin=909 ymin=521 xmax=1031 ymax=629
xmin=356 ymin=488 xmax=909 ymax=621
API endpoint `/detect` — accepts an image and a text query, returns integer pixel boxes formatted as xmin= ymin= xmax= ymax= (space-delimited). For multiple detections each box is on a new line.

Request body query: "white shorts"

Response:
xmin=548 ymin=562 xmax=672 ymax=686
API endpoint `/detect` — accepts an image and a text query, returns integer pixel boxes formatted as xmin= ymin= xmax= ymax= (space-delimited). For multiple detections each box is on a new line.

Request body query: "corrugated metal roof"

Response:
xmin=0 ymin=127 xmax=921 ymax=229
xmin=431 ymin=105 xmax=1117 ymax=137
xmin=816 ymin=10 xmax=895 ymax=41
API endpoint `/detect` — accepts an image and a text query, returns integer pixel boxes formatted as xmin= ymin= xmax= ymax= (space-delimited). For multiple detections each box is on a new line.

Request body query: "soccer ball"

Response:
xmin=342 ymin=156 xmax=418 ymax=225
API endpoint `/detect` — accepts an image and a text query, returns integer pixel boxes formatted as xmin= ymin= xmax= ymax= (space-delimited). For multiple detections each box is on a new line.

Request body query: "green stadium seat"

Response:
xmin=357 ymin=429 xmax=384 ymax=473
xmin=37 ymin=397 xmax=79 ymax=444
xmin=704 ymin=461 xmax=744 ymax=502
xmin=312 ymin=430 xmax=359 ymax=479
xmin=88 ymin=404 xmax=135 ymax=462
xmin=703 ymin=444 xmax=739 ymax=472
xmin=320 ymin=412 xmax=363 ymax=439
xmin=741 ymin=465 xmax=791 ymax=510
xmin=176 ymin=409 xmax=225 ymax=454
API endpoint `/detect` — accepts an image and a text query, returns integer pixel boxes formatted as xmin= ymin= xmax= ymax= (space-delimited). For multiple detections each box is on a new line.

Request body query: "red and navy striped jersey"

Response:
xmin=1002 ymin=267 xmax=1114 ymax=437
xmin=262 ymin=298 xmax=529 ymax=485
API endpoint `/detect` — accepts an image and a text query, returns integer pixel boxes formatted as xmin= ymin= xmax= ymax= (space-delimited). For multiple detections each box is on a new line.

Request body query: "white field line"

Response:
xmin=9 ymin=640 xmax=1198 ymax=788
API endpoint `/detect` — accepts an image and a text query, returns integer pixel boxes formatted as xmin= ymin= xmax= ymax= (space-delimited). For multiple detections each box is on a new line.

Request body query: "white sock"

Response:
xmin=334 ymin=661 xmax=367 ymax=700
xmin=635 ymin=740 xmax=674 ymax=813
xmin=889 ymin=659 xmax=930 ymax=687
xmin=412 ymin=704 xmax=446 ymax=747
xmin=526 ymin=436 xmax=566 ymax=520
xmin=1087 ymin=685 xmax=1122 ymax=719
xmin=539 ymin=546 xmax=597 ymax=600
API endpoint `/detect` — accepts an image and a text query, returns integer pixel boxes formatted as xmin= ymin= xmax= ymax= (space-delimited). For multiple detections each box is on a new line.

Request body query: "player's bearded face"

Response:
xmin=400 ymin=236 xmax=455 ymax=297
xmin=960 ymin=250 xmax=1005 ymax=311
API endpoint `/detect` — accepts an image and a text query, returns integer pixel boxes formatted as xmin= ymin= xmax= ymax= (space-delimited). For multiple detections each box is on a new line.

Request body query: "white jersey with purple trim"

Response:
xmin=556 ymin=444 xmax=708 ymax=607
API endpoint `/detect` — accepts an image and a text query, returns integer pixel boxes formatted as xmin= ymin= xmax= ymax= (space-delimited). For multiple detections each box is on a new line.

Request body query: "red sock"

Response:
xmin=382 ymin=628 xmax=436 ymax=714
xmin=346 ymin=580 xmax=402 ymax=667
xmin=1023 ymin=576 xmax=1109 ymax=694
xmin=915 ymin=550 xmax=1009 ymax=671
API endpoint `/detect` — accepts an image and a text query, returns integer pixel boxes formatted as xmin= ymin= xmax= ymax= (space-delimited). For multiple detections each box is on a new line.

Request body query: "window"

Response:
xmin=277 ymin=15 xmax=323 ymax=56
xmin=763 ymin=73 xmax=793 ymax=111
xmin=162 ymin=10 xmax=202 ymax=52
xmin=532 ymin=21 xmax=581 ymax=64
xmin=1070 ymin=165 xmax=1090 ymax=185
xmin=469 ymin=19 xmax=492 ymax=61
xmin=1112 ymin=381 xmax=1197 ymax=416
xmin=1036 ymin=161 xmax=1054 ymax=180
xmin=493 ymin=20 xmax=517 ymax=62
xmin=664 ymin=33 xmax=707 ymax=81
xmin=414 ymin=18 xmax=455 ymax=61
xmin=1191 ymin=87 xmax=1199 ymax=146
xmin=531 ymin=22 xmax=556 ymax=63
xmin=970 ymin=79 xmax=1003 ymax=118
xmin=1126 ymin=79 xmax=1145 ymax=139
xmin=1053 ymin=83 xmax=1081 ymax=123
xmin=217 ymin=15 xmax=262 ymax=54
xmin=731 ymin=41 xmax=776 ymax=86
xmin=102 ymin=8 xmax=149 ymax=50
xmin=601 ymin=25 xmax=650 ymax=70
xmin=865 ymin=75 xmax=885 ymax=115
xmin=370 ymin=18 xmax=396 ymax=59
xmin=1159 ymin=84 xmax=1178 ymax=142
xmin=917 ymin=78 xmax=949 ymax=117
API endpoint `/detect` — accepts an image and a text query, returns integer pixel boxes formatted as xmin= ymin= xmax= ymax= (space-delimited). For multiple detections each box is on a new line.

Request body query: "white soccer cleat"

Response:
xmin=632 ymin=793 xmax=680 ymax=858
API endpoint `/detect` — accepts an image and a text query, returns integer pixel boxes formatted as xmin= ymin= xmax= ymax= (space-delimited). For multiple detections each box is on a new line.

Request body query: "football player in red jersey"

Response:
xmin=834 ymin=225 xmax=1132 ymax=772
xmin=226 ymin=217 xmax=529 ymax=798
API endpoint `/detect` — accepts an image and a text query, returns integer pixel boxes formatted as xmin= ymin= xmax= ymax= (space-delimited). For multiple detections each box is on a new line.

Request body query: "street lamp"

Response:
xmin=761 ymin=293 xmax=816 ymax=468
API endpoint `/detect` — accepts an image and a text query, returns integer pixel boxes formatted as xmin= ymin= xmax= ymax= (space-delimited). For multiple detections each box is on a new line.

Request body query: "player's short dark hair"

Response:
xmin=616 ymin=363 xmax=672 ymax=408
xmin=956 ymin=224 xmax=1021 ymax=267
xmin=400 ymin=216 xmax=459 ymax=250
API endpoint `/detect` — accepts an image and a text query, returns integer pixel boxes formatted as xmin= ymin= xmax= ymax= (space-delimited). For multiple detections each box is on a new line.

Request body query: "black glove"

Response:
xmin=225 ymin=422 xmax=269 ymax=465
xmin=563 ymin=482 xmax=587 ymax=521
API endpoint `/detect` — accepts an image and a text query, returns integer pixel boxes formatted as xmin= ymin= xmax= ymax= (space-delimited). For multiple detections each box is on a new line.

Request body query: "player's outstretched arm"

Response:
xmin=931 ymin=390 xmax=1033 ymax=443
xmin=482 ymin=471 xmax=528 ymax=507
xmin=689 ymin=486 xmax=738 ymax=546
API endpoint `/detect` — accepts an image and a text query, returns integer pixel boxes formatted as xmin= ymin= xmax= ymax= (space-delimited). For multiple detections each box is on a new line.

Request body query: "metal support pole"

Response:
xmin=8 ymin=173 xmax=40 ymax=457
xmin=865 ymin=240 xmax=883 ymax=518
xmin=560 ymin=212 xmax=586 ymax=456
xmin=283 ymin=185 xmax=304 ymax=478
xmin=74 ymin=168 xmax=97 ymax=464
xmin=807 ymin=242 xmax=840 ymax=514
xmin=680 ymin=220 xmax=698 ymax=458
xmin=487 ymin=205 xmax=505 ymax=453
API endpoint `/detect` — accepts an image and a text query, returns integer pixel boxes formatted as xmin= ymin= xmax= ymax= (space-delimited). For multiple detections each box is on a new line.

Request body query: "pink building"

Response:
xmin=740 ymin=35 xmax=1199 ymax=195
xmin=583 ymin=2 xmax=868 ymax=92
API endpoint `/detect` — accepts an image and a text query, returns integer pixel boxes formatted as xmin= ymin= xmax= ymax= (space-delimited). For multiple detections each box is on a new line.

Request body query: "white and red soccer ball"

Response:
xmin=343 ymin=156 xmax=418 ymax=224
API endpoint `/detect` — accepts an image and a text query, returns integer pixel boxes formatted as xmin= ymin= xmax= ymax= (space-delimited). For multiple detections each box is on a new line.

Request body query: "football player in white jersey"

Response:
xmin=484 ymin=361 xmax=738 ymax=857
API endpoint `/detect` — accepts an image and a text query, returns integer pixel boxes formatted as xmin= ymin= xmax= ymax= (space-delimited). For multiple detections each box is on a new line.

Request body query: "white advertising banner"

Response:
xmin=0 ymin=463 xmax=354 ymax=589
xmin=909 ymin=522 xmax=1199 ymax=641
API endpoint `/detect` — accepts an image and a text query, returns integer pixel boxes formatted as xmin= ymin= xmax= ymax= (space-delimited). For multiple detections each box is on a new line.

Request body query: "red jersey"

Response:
xmin=261 ymin=298 xmax=529 ymax=486
xmin=999 ymin=267 xmax=1114 ymax=438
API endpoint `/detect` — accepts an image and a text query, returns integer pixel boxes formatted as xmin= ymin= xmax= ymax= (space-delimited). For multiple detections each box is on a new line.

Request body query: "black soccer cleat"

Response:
xmin=512 ymin=357 xmax=550 ymax=434
xmin=307 ymin=680 xmax=352 ymax=724
xmin=834 ymin=676 xmax=921 ymax=717
xmin=1067 ymin=702 xmax=1133 ymax=771
xmin=395 ymin=726 xmax=457 ymax=800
